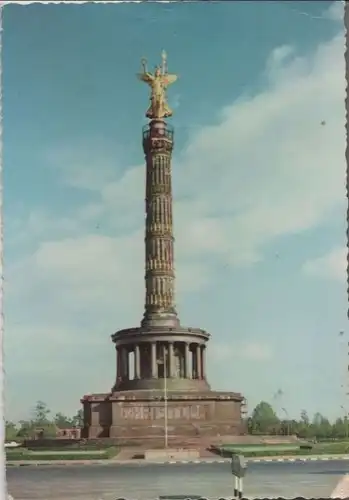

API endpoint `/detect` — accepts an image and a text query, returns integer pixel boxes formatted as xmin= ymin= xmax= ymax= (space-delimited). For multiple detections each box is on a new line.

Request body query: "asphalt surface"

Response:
xmin=6 ymin=460 xmax=349 ymax=500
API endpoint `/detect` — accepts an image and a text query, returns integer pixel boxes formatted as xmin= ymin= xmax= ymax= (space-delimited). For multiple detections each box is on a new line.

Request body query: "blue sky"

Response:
xmin=3 ymin=1 xmax=346 ymax=422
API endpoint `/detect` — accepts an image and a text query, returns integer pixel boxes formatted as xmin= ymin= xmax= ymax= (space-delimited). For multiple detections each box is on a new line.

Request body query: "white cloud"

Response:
xmin=302 ymin=247 xmax=347 ymax=282
xmin=22 ymin=19 xmax=344 ymax=285
xmin=324 ymin=1 xmax=344 ymax=22
xmin=7 ymin=209 xmax=79 ymax=248
xmin=45 ymin=140 xmax=119 ymax=192
xmin=266 ymin=45 xmax=295 ymax=78
xmin=28 ymin=29 xmax=345 ymax=295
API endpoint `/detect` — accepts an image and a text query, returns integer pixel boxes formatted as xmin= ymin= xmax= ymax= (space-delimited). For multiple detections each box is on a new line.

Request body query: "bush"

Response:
xmin=213 ymin=441 xmax=349 ymax=458
xmin=314 ymin=442 xmax=349 ymax=453
xmin=6 ymin=446 xmax=119 ymax=461
xmin=8 ymin=453 xmax=101 ymax=461
xmin=300 ymin=444 xmax=313 ymax=450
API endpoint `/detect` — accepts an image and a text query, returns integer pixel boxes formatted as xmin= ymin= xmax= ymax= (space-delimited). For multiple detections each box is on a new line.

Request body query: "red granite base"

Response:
xmin=81 ymin=389 xmax=245 ymax=443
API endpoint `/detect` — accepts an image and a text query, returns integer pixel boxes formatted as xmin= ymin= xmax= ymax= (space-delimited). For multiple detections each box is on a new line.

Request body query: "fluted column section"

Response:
xmin=142 ymin=121 xmax=179 ymax=328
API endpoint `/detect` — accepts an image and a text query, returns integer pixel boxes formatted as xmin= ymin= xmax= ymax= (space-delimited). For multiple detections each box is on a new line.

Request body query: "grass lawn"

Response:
xmin=214 ymin=440 xmax=349 ymax=457
xmin=312 ymin=441 xmax=349 ymax=453
xmin=6 ymin=446 xmax=120 ymax=461
xmin=219 ymin=444 xmax=303 ymax=453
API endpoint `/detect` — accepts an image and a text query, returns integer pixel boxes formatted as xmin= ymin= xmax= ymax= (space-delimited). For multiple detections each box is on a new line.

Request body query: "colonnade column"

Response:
xmin=196 ymin=344 xmax=202 ymax=379
xmin=122 ymin=347 xmax=129 ymax=379
xmin=135 ymin=344 xmax=141 ymax=379
xmin=201 ymin=346 xmax=206 ymax=380
xmin=151 ymin=342 xmax=157 ymax=378
xmin=168 ymin=342 xmax=174 ymax=378
xmin=192 ymin=347 xmax=197 ymax=378
xmin=116 ymin=347 xmax=121 ymax=381
xmin=115 ymin=341 xmax=206 ymax=382
xmin=162 ymin=344 xmax=167 ymax=377
xmin=184 ymin=343 xmax=191 ymax=379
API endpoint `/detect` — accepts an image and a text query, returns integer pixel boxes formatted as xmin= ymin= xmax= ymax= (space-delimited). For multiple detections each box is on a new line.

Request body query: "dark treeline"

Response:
xmin=248 ymin=401 xmax=349 ymax=440
xmin=5 ymin=401 xmax=83 ymax=441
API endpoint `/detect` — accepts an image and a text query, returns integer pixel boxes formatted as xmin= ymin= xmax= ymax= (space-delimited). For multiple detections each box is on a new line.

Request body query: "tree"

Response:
xmin=312 ymin=412 xmax=323 ymax=427
xmin=300 ymin=410 xmax=309 ymax=426
xmin=17 ymin=420 xmax=35 ymax=438
xmin=296 ymin=410 xmax=312 ymax=438
xmin=247 ymin=416 xmax=256 ymax=434
xmin=71 ymin=409 xmax=83 ymax=428
xmin=5 ymin=421 xmax=18 ymax=441
xmin=54 ymin=412 xmax=72 ymax=428
xmin=251 ymin=401 xmax=279 ymax=434
xmin=332 ymin=418 xmax=348 ymax=439
xmin=315 ymin=415 xmax=332 ymax=439
xmin=29 ymin=401 xmax=57 ymax=438
xmin=32 ymin=401 xmax=50 ymax=425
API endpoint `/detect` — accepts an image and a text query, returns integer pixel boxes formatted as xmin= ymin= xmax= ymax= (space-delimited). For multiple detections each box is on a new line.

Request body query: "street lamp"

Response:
xmin=157 ymin=346 xmax=168 ymax=449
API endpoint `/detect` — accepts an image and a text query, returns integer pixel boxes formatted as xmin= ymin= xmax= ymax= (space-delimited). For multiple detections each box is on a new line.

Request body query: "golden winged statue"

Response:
xmin=137 ymin=50 xmax=178 ymax=119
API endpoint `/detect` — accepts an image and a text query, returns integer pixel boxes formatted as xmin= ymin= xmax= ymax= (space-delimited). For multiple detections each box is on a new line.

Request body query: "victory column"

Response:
xmin=81 ymin=52 xmax=245 ymax=441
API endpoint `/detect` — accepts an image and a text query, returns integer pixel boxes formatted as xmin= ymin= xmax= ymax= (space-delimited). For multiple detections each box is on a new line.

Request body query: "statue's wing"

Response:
xmin=137 ymin=72 xmax=153 ymax=83
xmin=162 ymin=74 xmax=178 ymax=86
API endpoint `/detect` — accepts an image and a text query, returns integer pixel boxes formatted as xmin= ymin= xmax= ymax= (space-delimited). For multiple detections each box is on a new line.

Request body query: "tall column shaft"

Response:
xmin=142 ymin=121 xmax=179 ymax=328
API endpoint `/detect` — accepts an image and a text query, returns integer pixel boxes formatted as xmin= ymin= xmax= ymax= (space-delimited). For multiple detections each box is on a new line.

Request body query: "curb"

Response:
xmin=251 ymin=456 xmax=349 ymax=463
xmin=6 ymin=455 xmax=349 ymax=467
xmin=138 ymin=456 xmax=349 ymax=465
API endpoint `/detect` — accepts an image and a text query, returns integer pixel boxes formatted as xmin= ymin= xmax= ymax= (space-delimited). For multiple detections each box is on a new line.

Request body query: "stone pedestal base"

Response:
xmin=81 ymin=389 xmax=245 ymax=444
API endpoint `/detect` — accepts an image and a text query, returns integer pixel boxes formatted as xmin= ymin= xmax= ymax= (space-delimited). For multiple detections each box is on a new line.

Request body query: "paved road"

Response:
xmin=6 ymin=460 xmax=349 ymax=500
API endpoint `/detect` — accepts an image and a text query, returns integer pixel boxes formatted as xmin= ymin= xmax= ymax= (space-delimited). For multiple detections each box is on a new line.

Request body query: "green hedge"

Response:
xmin=313 ymin=442 xmax=349 ymax=453
xmin=6 ymin=447 xmax=119 ymax=461
xmin=214 ymin=442 xmax=349 ymax=458
xmin=25 ymin=443 xmax=114 ymax=451
xmin=23 ymin=447 xmax=102 ymax=452
xmin=217 ymin=444 xmax=305 ymax=453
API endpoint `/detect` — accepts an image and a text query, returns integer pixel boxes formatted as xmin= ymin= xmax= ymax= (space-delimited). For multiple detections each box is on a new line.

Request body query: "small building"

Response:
xmin=56 ymin=427 xmax=81 ymax=439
